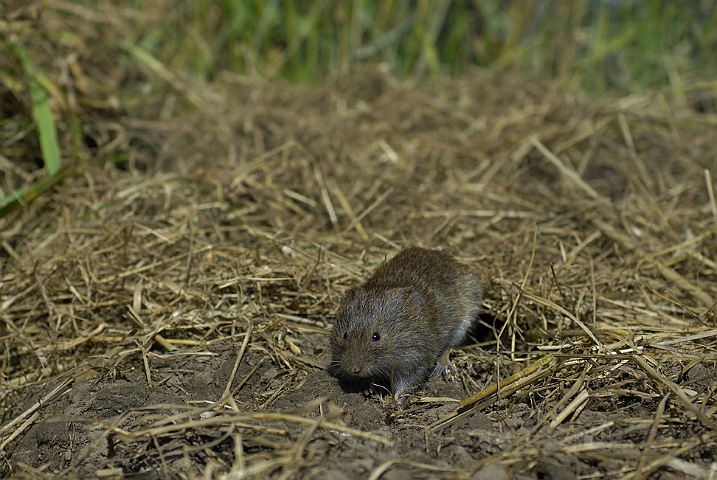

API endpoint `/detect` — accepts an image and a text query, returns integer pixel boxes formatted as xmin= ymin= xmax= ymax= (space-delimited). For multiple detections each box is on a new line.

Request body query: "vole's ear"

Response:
xmin=400 ymin=287 xmax=422 ymax=314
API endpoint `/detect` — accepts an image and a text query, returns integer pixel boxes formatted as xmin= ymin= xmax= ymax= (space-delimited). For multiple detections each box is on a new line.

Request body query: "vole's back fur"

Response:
xmin=330 ymin=247 xmax=481 ymax=400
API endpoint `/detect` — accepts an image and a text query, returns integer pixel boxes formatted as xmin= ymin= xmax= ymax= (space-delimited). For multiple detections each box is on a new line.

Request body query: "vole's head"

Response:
xmin=329 ymin=286 xmax=424 ymax=381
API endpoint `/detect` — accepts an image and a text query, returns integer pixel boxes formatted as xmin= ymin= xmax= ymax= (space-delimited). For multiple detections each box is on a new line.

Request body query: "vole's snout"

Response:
xmin=343 ymin=355 xmax=368 ymax=376
xmin=346 ymin=362 xmax=364 ymax=377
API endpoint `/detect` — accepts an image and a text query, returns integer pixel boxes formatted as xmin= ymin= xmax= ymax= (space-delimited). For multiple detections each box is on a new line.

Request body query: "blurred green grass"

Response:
xmin=134 ymin=0 xmax=716 ymax=93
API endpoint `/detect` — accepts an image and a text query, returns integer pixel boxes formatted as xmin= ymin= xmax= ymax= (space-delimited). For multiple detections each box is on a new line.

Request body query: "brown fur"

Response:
xmin=329 ymin=247 xmax=482 ymax=400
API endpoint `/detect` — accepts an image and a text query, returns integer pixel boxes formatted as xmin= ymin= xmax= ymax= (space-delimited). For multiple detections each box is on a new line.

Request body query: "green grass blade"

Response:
xmin=0 ymin=186 xmax=29 ymax=209
xmin=0 ymin=168 xmax=70 ymax=218
xmin=11 ymin=42 xmax=62 ymax=176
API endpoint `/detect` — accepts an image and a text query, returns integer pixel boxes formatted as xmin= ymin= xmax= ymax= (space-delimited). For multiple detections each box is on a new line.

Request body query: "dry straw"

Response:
xmin=2 ymin=3 xmax=717 ymax=478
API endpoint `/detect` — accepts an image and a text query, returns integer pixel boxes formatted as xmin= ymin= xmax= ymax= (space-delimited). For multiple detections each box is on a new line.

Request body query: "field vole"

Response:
xmin=329 ymin=247 xmax=481 ymax=402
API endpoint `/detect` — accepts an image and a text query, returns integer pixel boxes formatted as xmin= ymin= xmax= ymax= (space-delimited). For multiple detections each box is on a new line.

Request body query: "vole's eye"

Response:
xmin=371 ymin=332 xmax=381 ymax=341
xmin=343 ymin=332 xmax=347 ymax=341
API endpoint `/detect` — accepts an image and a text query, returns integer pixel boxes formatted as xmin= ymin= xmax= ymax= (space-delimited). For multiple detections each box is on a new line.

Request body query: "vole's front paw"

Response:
xmin=380 ymin=392 xmax=413 ymax=410
xmin=432 ymin=349 xmax=458 ymax=380
xmin=356 ymin=378 xmax=373 ymax=396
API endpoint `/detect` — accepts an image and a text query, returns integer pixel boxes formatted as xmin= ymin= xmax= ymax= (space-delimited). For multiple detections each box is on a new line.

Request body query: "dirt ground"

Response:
xmin=2 ymin=67 xmax=717 ymax=479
